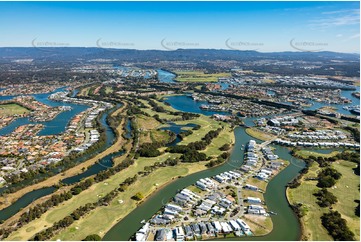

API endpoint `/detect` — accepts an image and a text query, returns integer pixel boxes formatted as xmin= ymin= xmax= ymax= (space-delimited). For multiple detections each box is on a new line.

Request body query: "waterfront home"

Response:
xmin=164 ymin=208 xmax=178 ymax=216
xmin=214 ymin=175 xmax=226 ymax=183
xmin=165 ymin=203 xmax=183 ymax=212
xmin=270 ymin=161 xmax=283 ymax=170
xmin=229 ymin=170 xmax=241 ymax=178
xmin=151 ymin=215 xmax=171 ymax=225
xmin=246 ymin=158 xmax=258 ymax=167
xmin=260 ymin=169 xmax=273 ymax=176
xmin=248 ymin=205 xmax=267 ymax=215
xmin=247 ymin=197 xmax=262 ymax=204
xmin=245 ymin=184 xmax=258 ymax=191
xmin=135 ymin=223 xmax=149 ymax=241
xmin=181 ymin=188 xmax=200 ymax=200
xmin=240 ymin=165 xmax=252 ymax=173
xmin=196 ymin=181 xmax=207 ymax=191
xmin=174 ymin=193 xmax=192 ymax=206
xmin=256 ymin=172 xmax=269 ymax=181
xmin=236 ymin=219 xmax=252 ymax=234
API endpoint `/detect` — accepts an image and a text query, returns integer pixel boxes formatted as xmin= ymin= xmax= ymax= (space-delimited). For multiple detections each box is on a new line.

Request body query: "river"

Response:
xmin=102 ymin=93 xmax=306 ymax=241
xmin=103 ymin=126 xmax=305 ymax=241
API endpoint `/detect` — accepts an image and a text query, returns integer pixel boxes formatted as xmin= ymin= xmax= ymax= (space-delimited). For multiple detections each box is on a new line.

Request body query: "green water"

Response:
xmin=103 ymin=127 xmax=304 ymax=241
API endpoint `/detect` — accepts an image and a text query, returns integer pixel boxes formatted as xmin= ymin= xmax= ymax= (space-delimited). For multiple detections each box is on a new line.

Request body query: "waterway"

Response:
xmin=0 ymin=87 xmax=89 ymax=136
xmin=301 ymin=86 xmax=360 ymax=116
xmin=164 ymin=95 xmax=229 ymax=116
xmin=103 ymin=126 xmax=304 ymax=241
xmin=160 ymin=123 xmax=197 ymax=147
xmin=157 ymin=69 xmax=176 ymax=83
xmin=0 ymin=100 xmax=123 ymax=221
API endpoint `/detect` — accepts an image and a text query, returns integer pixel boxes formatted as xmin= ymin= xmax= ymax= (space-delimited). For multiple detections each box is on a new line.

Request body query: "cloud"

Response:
xmin=309 ymin=9 xmax=360 ymax=29
xmin=347 ymin=33 xmax=360 ymax=40
xmin=336 ymin=34 xmax=343 ymax=38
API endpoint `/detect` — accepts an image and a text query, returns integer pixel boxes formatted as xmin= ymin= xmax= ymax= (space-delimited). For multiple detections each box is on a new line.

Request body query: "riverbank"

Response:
xmin=0 ymin=104 xmax=127 ymax=211
xmin=245 ymin=128 xmax=277 ymax=142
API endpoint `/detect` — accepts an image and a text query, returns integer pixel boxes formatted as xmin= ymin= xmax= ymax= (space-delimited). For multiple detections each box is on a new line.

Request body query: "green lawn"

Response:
xmin=53 ymin=161 xmax=209 ymax=241
xmin=203 ymin=126 xmax=234 ymax=157
xmin=332 ymin=160 xmax=360 ymax=240
xmin=5 ymin=153 xmax=180 ymax=241
xmin=287 ymin=160 xmax=360 ymax=240
xmin=174 ymin=71 xmax=231 ymax=83
xmin=245 ymin=128 xmax=276 ymax=141
xmin=294 ymin=149 xmax=340 ymax=159
xmin=0 ymin=103 xmax=30 ymax=116
xmin=105 ymin=86 xmax=113 ymax=94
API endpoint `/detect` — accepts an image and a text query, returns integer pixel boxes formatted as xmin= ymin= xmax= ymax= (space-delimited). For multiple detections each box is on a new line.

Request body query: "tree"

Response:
xmin=131 ymin=192 xmax=144 ymax=201
xmin=313 ymin=188 xmax=338 ymax=207
xmin=83 ymin=234 xmax=102 ymax=241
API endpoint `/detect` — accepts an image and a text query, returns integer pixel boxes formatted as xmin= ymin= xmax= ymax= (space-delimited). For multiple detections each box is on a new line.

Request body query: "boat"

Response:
xmin=269 ymin=211 xmax=277 ymax=215
xmin=350 ymin=108 xmax=360 ymax=115
xmin=140 ymin=219 xmax=146 ymax=224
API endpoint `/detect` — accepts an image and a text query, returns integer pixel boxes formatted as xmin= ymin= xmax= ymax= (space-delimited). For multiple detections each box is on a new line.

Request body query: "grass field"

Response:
xmin=174 ymin=71 xmax=231 ymax=83
xmin=105 ymin=86 xmax=113 ymax=94
xmin=294 ymin=149 xmax=340 ymax=159
xmin=245 ymin=128 xmax=277 ymax=141
xmin=138 ymin=99 xmax=181 ymax=120
xmin=5 ymin=97 xmax=235 ymax=241
xmin=0 ymin=103 xmax=30 ymax=116
xmin=203 ymin=126 xmax=234 ymax=157
xmin=51 ymin=161 xmax=209 ymax=241
xmin=287 ymin=160 xmax=360 ymax=240
xmin=5 ymin=152 xmax=181 ymax=241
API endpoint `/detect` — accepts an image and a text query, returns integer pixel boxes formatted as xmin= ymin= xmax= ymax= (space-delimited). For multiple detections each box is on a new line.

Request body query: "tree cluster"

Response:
xmin=313 ymin=188 xmax=338 ymax=207
xmin=321 ymin=211 xmax=355 ymax=241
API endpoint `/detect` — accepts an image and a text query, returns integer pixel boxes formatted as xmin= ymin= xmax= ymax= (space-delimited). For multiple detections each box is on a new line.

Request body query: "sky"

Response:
xmin=0 ymin=1 xmax=359 ymax=53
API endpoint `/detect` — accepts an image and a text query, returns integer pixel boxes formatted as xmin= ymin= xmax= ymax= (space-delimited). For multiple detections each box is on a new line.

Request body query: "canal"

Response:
xmin=103 ymin=126 xmax=304 ymax=241
xmin=0 ymin=99 xmax=124 ymax=222
xmin=101 ymin=93 xmax=309 ymax=241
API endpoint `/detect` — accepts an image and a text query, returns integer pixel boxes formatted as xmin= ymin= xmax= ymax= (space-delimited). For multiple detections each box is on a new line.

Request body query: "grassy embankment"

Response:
xmin=0 ymin=104 xmax=128 ymax=210
xmin=287 ymin=152 xmax=360 ymax=241
xmin=245 ymin=127 xmax=277 ymax=141
xmin=6 ymin=97 xmax=234 ymax=241
xmin=174 ymin=71 xmax=231 ymax=83
xmin=0 ymin=103 xmax=30 ymax=116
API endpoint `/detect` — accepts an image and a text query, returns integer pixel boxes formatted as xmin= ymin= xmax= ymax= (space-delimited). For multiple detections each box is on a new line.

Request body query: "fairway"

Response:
xmin=245 ymin=128 xmax=277 ymax=141
xmin=0 ymin=103 xmax=30 ymax=116
xmin=174 ymin=71 xmax=231 ymax=83
xmin=52 ymin=161 xmax=209 ymax=241
xmin=294 ymin=149 xmax=340 ymax=159
xmin=287 ymin=160 xmax=360 ymax=240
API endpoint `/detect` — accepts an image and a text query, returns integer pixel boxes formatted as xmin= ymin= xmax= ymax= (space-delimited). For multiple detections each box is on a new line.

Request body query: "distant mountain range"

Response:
xmin=0 ymin=48 xmax=359 ymax=62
